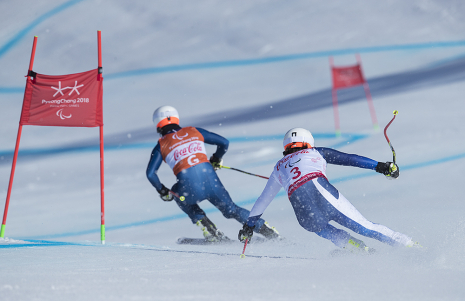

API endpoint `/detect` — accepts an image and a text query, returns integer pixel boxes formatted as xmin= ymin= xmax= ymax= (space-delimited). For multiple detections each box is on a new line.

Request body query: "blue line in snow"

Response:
xmin=2 ymin=40 xmax=465 ymax=93
xmin=0 ymin=0 xmax=85 ymax=58
xmin=12 ymin=150 xmax=465 ymax=243
xmin=246 ymin=133 xmax=368 ymax=169
xmin=0 ymin=132 xmax=363 ymax=158
xmin=16 ymin=195 xmax=281 ymax=241
xmin=331 ymin=152 xmax=465 ymax=184
xmin=104 ymin=40 xmax=465 ymax=80
xmin=0 ymin=239 xmax=85 ymax=248
xmin=0 ymin=0 xmax=85 ymax=95
xmin=0 ymin=87 xmax=24 ymax=94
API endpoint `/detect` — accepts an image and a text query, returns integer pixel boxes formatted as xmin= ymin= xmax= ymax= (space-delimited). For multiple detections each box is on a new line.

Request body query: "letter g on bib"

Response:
xmin=187 ymin=154 xmax=200 ymax=165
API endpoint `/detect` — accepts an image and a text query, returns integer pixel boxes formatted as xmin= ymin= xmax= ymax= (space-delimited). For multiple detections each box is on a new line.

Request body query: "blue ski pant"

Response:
xmin=289 ymin=177 xmax=411 ymax=247
xmin=171 ymin=162 xmax=266 ymax=232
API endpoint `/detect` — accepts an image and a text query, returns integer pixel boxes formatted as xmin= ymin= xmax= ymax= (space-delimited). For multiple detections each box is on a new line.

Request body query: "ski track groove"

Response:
xmin=0 ymin=239 xmax=318 ymax=260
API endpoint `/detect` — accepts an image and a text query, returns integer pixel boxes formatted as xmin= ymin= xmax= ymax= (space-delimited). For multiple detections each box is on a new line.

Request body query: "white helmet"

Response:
xmin=283 ymin=128 xmax=314 ymax=151
xmin=153 ymin=105 xmax=179 ymax=128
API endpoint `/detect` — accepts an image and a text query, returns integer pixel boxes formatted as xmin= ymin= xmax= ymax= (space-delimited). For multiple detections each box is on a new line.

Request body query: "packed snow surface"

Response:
xmin=1 ymin=1 xmax=465 ymax=300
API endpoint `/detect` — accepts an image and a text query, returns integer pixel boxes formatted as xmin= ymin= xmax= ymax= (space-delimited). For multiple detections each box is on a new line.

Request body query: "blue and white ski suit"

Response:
xmin=246 ymin=147 xmax=412 ymax=247
xmin=147 ymin=127 xmax=266 ymax=231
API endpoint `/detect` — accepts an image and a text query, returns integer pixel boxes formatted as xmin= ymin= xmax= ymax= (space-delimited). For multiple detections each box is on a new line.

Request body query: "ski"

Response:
xmin=176 ymin=237 xmax=232 ymax=245
xmin=329 ymin=247 xmax=376 ymax=257
xmin=176 ymin=236 xmax=267 ymax=245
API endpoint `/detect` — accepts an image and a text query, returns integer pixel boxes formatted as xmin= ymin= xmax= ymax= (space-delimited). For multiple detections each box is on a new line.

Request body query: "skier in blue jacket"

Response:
xmin=146 ymin=106 xmax=280 ymax=241
xmin=239 ymin=128 xmax=419 ymax=252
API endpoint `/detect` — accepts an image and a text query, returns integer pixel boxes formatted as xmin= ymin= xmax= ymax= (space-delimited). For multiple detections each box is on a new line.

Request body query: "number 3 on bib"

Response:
xmin=290 ymin=167 xmax=301 ymax=179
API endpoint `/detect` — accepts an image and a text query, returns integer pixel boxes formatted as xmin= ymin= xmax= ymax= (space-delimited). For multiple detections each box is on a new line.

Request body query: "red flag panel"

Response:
xmin=20 ymin=69 xmax=103 ymax=127
xmin=331 ymin=64 xmax=365 ymax=89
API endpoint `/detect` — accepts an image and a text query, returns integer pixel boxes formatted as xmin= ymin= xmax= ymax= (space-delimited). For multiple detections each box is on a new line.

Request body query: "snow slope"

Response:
xmin=1 ymin=1 xmax=465 ymax=300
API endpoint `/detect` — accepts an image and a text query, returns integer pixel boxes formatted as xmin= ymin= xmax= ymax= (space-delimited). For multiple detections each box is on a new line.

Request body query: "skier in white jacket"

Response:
xmin=238 ymin=128 xmax=419 ymax=252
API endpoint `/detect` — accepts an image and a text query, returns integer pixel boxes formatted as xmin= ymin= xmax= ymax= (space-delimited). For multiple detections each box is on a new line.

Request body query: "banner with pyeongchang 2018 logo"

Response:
xmin=20 ymin=69 xmax=103 ymax=127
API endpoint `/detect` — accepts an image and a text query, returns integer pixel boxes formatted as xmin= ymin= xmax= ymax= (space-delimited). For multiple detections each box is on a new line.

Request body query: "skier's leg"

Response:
xmin=203 ymin=165 xmax=277 ymax=235
xmin=315 ymin=224 xmax=351 ymax=248
xmin=171 ymin=181 xmax=206 ymax=224
xmin=209 ymin=174 xmax=264 ymax=229
xmin=314 ymin=177 xmax=412 ymax=247
xmin=289 ymin=181 xmax=331 ymax=233
xmin=172 ymin=180 xmax=225 ymax=240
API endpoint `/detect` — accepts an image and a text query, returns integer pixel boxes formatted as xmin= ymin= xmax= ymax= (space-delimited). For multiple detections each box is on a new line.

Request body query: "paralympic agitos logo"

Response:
xmin=48 ymin=80 xmax=85 ymax=120
xmin=285 ymin=158 xmax=301 ymax=168
xmin=276 ymin=149 xmax=310 ymax=171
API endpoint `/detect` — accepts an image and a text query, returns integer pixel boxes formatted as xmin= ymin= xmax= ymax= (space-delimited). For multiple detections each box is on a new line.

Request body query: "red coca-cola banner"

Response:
xmin=331 ymin=64 xmax=365 ymax=89
xmin=20 ymin=69 xmax=103 ymax=127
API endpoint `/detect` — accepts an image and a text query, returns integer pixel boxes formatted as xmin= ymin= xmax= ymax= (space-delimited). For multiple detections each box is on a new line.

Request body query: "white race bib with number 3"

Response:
xmin=273 ymin=149 xmax=327 ymax=196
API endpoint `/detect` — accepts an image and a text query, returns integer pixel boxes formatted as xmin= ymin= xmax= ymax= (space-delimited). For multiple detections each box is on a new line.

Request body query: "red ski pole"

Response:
xmin=384 ymin=110 xmax=398 ymax=164
xmin=169 ymin=190 xmax=185 ymax=202
xmin=240 ymin=238 xmax=249 ymax=258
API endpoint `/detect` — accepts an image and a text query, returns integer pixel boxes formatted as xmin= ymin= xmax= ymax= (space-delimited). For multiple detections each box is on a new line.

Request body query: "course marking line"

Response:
xmin=0 ymin=0 xmax=85 ymax=58
xmin=12 ymin=149 xmax=465 ymax=241
xmin=331 ymin=152 xmax=465 ymax=184
xmin=0 ymin=239 xmax=84 ymax=248
xmin=1 ymin=239 xmax=318 ymax=259
xmin=2 ymin=40 xmax=465 ymax=93
xmin=104 ymin=40 xmax=465 ymax=80
xmin=138 ymin=246 xmax=317 ymax=260
xmin=0 ymin=0 xmax=86 ymax=94
xmin=0 ymin=132 xmax=365 ymax=158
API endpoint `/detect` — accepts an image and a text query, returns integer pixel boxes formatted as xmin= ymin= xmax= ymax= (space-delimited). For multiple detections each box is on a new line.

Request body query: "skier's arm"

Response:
xmin=316 ymin=147 xmax=400 ymax=178
xmin=146 ymin=143 xmax=165 ymax=192
xmin=315 ymin=147 xmax=378 ymax=170
xmin=246 ymin=174 xmax=282 ymax=227
xmin=196 ymin=127 xmax=229 ymax=159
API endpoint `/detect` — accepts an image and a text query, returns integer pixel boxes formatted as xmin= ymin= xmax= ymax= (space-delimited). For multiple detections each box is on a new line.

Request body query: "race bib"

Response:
xmin=159 ymin=127 xmax=209 ymax=175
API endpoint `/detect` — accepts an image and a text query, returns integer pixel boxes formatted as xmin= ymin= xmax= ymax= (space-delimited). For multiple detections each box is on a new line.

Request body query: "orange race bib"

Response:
xmin=159 ymin=127 xmax=209 ymax=175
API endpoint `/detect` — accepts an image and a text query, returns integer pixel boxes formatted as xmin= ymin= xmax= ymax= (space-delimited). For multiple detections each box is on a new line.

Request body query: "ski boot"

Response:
xmin=258 ymin=222 xmax=281 ymax=240
xmin=343 ymin=237 xmax=375 ymax=254
xmin=407 ymin=240 xmax=423 ymax=248
xmin=196 ymin=216 xmax=226 ymax=242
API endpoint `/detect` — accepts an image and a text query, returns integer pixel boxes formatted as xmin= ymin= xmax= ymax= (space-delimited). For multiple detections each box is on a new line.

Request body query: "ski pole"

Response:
xmin=170 ymin=190 xmax=185 ymax=202
xmin=240 ymin=238 xmax=249 ymax=258
xmin=220 ymin=165 xmax=269 ymax=180
xmin=384 ymin=110 xmax=398 ymax=164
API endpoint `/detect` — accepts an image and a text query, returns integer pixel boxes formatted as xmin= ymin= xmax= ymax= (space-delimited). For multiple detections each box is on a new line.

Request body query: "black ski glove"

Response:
xmin=376 ymin=162 xmax=399 ymax=179
xmin=209 ymin=155 xmax=223 ymax=171
xmin=238 ymin=223 xmax=255 ymax=242
xmin=158 ymin=184 xmax=173 ymax=202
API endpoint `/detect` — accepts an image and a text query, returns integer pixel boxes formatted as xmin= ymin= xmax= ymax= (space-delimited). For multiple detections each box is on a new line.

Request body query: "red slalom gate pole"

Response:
xmin=99 ymin=126 xmax=105 ymax=244
xmin=1 ymin=126 xmax=23 ymax=238
xmin=356 ymin=54 xmax=379 ymax=130
xmin=97 ymin=30 xmax=102 ymax=81
xmin=28 ymin=36 xmax=38 ymax=71
xmin=384 ymin=110 xmax=398 ymax=164
xmin=240 ymin=238 xmax=249 ymax=258
xmin=97 ymin=31 xmax=106 ymax=244
xmin=331 ymin=89 xmax=341 ymax=137
xmin=329 ymin=57 xmax=341 ymax=137
xmin=1 ymin=36 xmax=38 ymax=238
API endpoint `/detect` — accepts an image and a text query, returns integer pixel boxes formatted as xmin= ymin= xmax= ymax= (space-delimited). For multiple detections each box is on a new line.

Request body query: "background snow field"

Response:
xmin=1 ymin=1 xmax=465 ymax=300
